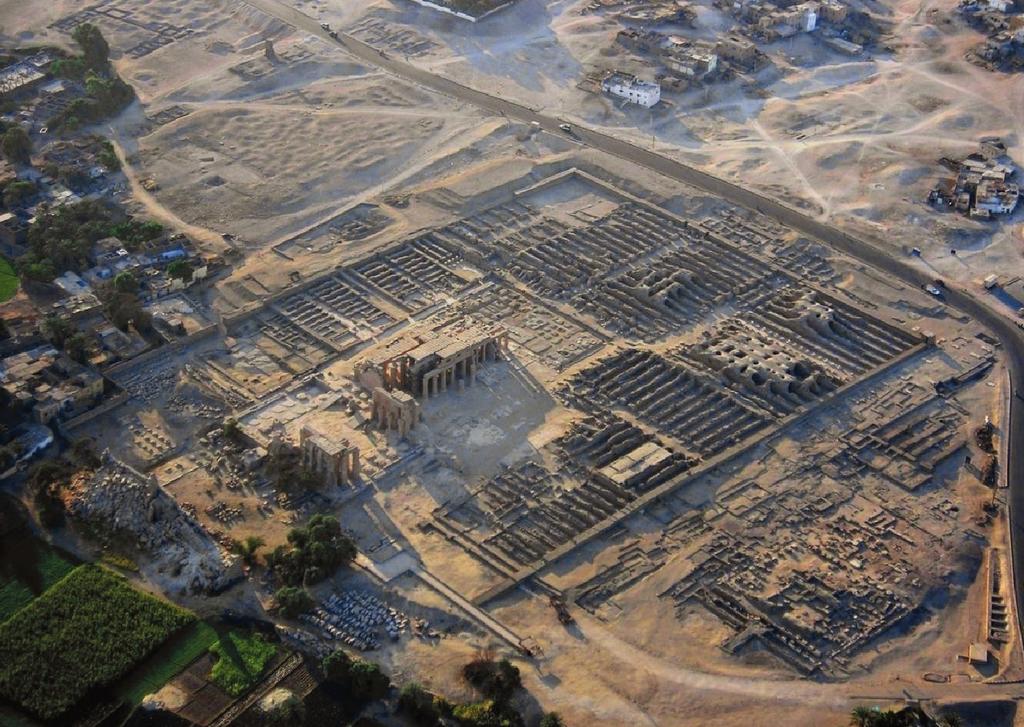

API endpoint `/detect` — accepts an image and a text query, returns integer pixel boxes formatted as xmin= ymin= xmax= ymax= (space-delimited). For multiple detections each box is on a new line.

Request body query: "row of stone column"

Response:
xmin=420 ymin=334 xmax=510 ymax=400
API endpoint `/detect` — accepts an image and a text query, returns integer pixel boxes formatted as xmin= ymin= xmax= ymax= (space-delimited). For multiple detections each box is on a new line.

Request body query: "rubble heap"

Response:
xmin=65 ymin=453 xmax=230 ymax=594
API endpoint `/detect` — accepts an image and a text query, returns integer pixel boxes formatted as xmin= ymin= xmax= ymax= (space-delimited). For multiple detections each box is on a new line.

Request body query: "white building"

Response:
xmin=975 ymin=180 xmax=1020 ymax=215
xmin=601 ymin=72 xmax=661 ymax=108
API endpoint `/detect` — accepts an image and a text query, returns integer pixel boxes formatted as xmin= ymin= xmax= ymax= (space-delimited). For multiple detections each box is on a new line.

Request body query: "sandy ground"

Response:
xmin=7 ymin=0 xmax=1024 ymax=724
xmin=307 ymin=0 xmax=1024 ymax=293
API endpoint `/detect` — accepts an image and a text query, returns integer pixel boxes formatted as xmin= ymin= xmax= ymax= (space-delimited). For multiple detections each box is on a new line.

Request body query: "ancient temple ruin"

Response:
xmin=357 ymin=327 xmax=510 ymax=400
xmin=300 ymin=424 xmax=360 ymax=486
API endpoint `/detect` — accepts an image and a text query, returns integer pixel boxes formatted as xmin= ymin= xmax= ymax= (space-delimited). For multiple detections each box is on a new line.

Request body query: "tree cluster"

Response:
xmin=46 ymin=25 xmax=134 ymax=133
xmin=42 ymin=314 xmax=90 ymax=363
xmin=2 ymin=125 xmax=31 ymax=166
xmin=108 ymin=218 xmax=164 ymax=249
xmin=18 ymin=200 xmax=114 ymax=282
xmin=72 ymin=23 xmax=110 ymax=70
xmin=0 ymin=387 xmax=27 ymax=470
xmin=397 ymin=683 xmax=447 ymax=727
xmin=396 ymin=653 xmax=536 ymax=727
xmin=322 ymin=649 xmax=390 ymax=704
xmin=267 ymin=514 xmax=356 ymax=587
xmin=274 ymin=585 xmax=312 ymax=619
xmin=97 ymin=271 xmax=154 ymax=335
xmin=462 ymin=655 xmax=522 ymax=705
xmin=3 ymin=179 xmax=37 ymax=208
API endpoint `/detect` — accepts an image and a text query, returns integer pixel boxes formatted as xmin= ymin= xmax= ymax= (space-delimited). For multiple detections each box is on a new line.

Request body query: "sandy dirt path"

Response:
xmin=106 ymin=132 xmax=230 ymax=254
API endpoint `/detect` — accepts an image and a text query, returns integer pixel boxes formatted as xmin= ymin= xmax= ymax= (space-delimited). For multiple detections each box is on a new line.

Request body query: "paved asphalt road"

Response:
xmin=243 ymin=0 xmax=1024 ymax=659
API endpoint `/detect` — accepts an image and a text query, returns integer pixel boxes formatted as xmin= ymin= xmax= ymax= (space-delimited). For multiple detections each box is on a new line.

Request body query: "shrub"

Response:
xmin=451 ymin=700 xmax=522 ymax=727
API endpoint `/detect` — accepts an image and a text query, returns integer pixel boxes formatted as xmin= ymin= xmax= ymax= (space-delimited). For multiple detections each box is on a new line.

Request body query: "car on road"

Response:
xmin=559 ymin=123 xmax=573 ymax=134
xmin=924 ymin=284 xmax=943 ymax=297
xmin=320 ymin=22 xmax=331 ymax=30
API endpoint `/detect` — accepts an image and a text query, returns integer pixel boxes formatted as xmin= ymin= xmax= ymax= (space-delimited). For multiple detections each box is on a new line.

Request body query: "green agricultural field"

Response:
xmin=0 ymin=541 xmax=75 ymax=622
xmin=0 ymin=565 xmax=194 ymax=720
xmin=0 ymin=258 xmax=17 ymax=302
xmin=116 ymin=621 xmax=219 ymax=705
xmin=209 ymin=631 xmax=277 ymax=697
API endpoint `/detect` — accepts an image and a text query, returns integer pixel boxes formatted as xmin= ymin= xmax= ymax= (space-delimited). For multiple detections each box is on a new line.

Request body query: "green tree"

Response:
xmin=98 ymin=141 xmax=120 ymax=171
xmin=222 ymin=417 xmax=245 ymax=445
xmin=850 ymin=708 xmax=875 ymax=727
xmin=19 ymin=259 xmax=55 ymax=283
xmin=3 ymin=180 xmax=36 ymax=208
xmin=72 ymin=23 xmax=110 ymax=70
xmin=347 ymin=660 xmax=389 ymax=702
xmin=539 ymin=714 xmax=565 ymax=727
xmin=50 ymin=57 xmax=86 ymax=80
xmin=20 ymin=200 xmax=114 ymax=281
xmin=64 ymin=333 xmax=90 ymax=364
xmin=2 ymin=126 xmax=31 ymax=166
xmin=274 ymin=586 xmax=313 ymax=618
xmin=41 ymin=315 xmax=73 ymax=348
xmin=167 ymin=259 xmax=193 ymax=283
xmin=230 ymin=535 xmax=265 ymax=567
xmin=113 ymin=271 xmax=137 ymax=294
xmin=274 ymin=514 xmax=356 ymax=587
xmin=398 ymin=683 xmax=441 ymax=727
xmin=322 ymin=649 xmax=353 ymax=683
xmin=462 ymin=655 xmax=521 ymax=705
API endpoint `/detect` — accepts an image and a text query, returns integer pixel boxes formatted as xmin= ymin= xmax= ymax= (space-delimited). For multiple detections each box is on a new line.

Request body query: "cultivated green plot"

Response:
xmin=116 ymin=621 xmax=219 ymax=706
xmin=0 ymin=565 xmax=193 ymax=720
xmin=0 ymin=258 xmax=17 ymax=302
xmin=208 ymin=630 xmax=278 ymax=697
xmin=0 ymin=541 xmax=75 ymax=622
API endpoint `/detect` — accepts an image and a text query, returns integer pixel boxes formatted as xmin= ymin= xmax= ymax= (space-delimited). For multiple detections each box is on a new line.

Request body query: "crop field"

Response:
xmin=208 ymin=631 xmax=278 ymax=697
xmin=0 ymin=258 xmax=16 ymax=303
xmin=0 ymin=544 xmax=74 ymax=622
xmin=0 ymin=565 xmax=194 ymax=720
xmin=116 ymin=621 xmax=219 ymax=705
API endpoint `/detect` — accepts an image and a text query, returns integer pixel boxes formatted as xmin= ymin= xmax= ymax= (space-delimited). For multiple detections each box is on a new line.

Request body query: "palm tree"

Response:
xmin=231 ymin=535 xmax=265 ymax=567
xmin=850 ymin=707 xmax=876 ymax=727
xmin=937 ymin=714 xmax=963 ymax=727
